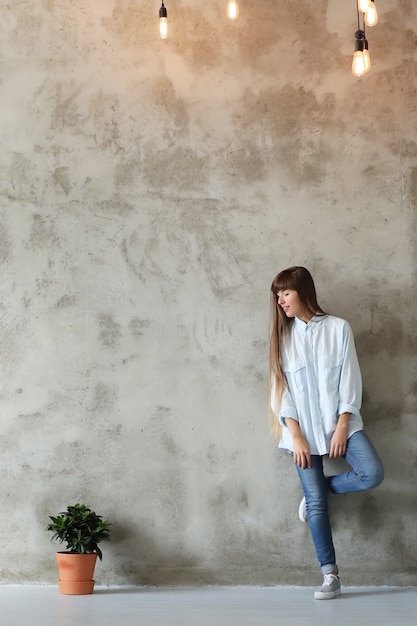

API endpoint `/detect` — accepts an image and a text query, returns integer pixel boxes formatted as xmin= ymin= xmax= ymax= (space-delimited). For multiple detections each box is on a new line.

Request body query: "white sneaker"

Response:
xmin=298 ymin=496 xmax=307 ymax=522
xmin=314 ymin=574 xmax=341 ymax=600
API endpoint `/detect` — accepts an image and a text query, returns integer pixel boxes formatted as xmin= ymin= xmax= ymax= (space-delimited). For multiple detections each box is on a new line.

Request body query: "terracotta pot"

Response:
xmin=56 ymin=552 xmax=97 ymax=595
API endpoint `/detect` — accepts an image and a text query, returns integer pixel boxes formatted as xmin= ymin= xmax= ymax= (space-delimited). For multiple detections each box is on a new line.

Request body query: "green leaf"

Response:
xmin=46 ymin=504 xmax=111 ymax=559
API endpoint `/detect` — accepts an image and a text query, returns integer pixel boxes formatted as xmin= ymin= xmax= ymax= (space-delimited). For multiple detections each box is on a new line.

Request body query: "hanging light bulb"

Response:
xmin=358 ymin=0 xmax=370 ymax=13
xmin=362 ymin=38 xmax=371 ymax=73
xmin=352 ymin=30 xmax=367 ymax=77
xmin=365 ymin=0 xmax=378 ymax=27
xmin=352 ymin=50 xmax=366 ymax=77
xmin=226 ymin=0 xmax=239 ymax=21
xmin=159 ymin=1 xmax=168 ymax=40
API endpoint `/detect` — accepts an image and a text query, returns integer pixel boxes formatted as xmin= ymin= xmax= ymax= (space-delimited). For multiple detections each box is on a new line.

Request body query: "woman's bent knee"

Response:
xmin=370 ymin=463 xmax=384 ymax=488
xmin=366 ymin=460 xmax=384 ymax=489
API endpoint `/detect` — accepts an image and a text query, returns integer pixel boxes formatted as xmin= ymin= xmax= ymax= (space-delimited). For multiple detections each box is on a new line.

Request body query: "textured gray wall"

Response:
xmin=1 ymin=0 xmax=416 ymax=586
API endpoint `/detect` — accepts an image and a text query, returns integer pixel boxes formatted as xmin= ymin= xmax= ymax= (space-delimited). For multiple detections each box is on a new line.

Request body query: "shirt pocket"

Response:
xmin=283 ymin=359 xmax=306 ymax=393
xmin=318 ymin=356 xmax=343 ymax=391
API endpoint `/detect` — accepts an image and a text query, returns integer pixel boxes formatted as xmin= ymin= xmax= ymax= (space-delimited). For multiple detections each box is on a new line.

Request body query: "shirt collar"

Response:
xmin=294 ymin=313 xmax=327 ymax=331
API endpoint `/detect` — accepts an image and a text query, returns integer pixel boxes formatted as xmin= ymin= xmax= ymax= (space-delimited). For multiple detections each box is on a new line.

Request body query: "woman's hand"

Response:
xmin=284 ymin=417 xmax=312 ymax=469
xmin=292 ymin=434 xmax=312 ymax=469
xmin=329 ymin=413 xmax=350 ymax=458
xmin=329 ymin=429 xmax=347 ymax=458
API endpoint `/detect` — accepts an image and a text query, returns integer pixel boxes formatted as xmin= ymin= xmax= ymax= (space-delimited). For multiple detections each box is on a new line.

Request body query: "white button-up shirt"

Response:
xmin=273 ymin=314 xmax=364 ymax=455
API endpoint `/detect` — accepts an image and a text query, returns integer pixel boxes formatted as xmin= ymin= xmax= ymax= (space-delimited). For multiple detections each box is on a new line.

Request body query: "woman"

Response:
xmin=269 ymin=266 xmax=384 ymax=600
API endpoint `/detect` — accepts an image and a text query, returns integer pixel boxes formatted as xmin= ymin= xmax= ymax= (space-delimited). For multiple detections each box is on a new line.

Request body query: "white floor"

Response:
xmin=1 ymin=585 xmax=416 ymax=625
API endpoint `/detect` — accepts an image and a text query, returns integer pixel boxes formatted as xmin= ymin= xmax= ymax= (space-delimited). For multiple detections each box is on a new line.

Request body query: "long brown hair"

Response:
xmin=268 ymin=266 xmax=326 ymax=440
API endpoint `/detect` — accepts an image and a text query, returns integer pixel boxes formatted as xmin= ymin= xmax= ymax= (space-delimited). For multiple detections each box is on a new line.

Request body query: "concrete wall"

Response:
xmin=1 ymin=0 xmax=416 ymax=586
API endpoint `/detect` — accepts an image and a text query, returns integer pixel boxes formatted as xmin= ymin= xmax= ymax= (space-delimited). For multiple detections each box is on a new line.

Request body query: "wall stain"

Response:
xmin=121 ymin=202 xmax=250 ymax=299
xmin=238 ymin=85 xmax=337 ymax=185
xmin=114 ymin=158 xmax=142 ymax=191
xmin=28 ymin=214 xmax=59 ymax=249
xmin=0 ymin=220 xmax=12 ymax=263
xmin=52 ymin=166 xmax=71 ymax=195
xmin=235 ymin=0 xmax=342 ymax=75
xmin=50 ymin=82 xmax=84 ymax=132
xmin=129 ymin=317 xmax=151 ymax=338
xmin=357 ymin=495 xmax=383 ymax=537
xmin=102 ymin=1 xmax=155 ymax=49
xmin=55 ymin=294 xmax=76 ymax=308
xmin=142 ymin=147 xmax=208 ymax=192
xmin=120 ymin=237 xmax=145 ymax=283
xmin=98 ymin=313 xmax=122 ymax=346
xmin=152 ymin=77 xmax=189 ymax=139
xmin=87 ymin=91 xmax=123 ymax=152
xmin=408 ymin=166 xmax=417 ymax=209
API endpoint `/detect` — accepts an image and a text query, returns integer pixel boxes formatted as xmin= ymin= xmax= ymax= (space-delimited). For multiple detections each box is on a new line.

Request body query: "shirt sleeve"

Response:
xmin=279 ymin=386 xmax=299 ymax=426
xmin=270 ymin=376 xmax=298 ymax=426
xmin=337 ymin=322 xmax=362 ymax=417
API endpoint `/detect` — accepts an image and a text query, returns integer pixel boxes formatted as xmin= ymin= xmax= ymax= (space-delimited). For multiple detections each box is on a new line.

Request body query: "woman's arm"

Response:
xmin=329 ymin=412 xmax=350 ymax=458
xmin=337 ymin=322 xmax=362 ymax=417
xmin=285 ymin=417 xmax=312 ymax=469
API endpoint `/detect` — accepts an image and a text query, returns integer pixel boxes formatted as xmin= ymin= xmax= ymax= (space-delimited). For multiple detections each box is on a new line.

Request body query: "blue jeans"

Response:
xmin=295 ymin=430 xmax=384 ymax=575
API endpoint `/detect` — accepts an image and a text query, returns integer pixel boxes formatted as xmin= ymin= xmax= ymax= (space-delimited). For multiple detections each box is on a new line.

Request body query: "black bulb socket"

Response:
xmin=159 ymin=3 xmax=167 ymax=18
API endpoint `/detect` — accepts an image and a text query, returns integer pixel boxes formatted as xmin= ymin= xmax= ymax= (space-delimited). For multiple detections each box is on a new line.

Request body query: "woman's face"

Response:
xmin=276 ymin=289 xmax=311 ymax=323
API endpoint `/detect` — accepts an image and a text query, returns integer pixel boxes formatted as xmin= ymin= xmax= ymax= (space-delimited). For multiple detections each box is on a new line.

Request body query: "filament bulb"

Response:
xmin=352 ymin=51 xmax=366 ymax=77
xmin=159 ymin=2 xmax=168 ymax=40
xmin=227 ymin=0 xmax=239 ymax=20
xmin=362 ymin=48 xmax=371 ymax=73
xmin=358 ymin=0 xmax=370 ymax=13
xmin=365 ymin=1 xmax=378 ymax=27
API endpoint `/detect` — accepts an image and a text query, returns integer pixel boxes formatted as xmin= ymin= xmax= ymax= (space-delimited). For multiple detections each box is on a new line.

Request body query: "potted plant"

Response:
xmin=47 ymin=503 xmax=111 ymax=595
